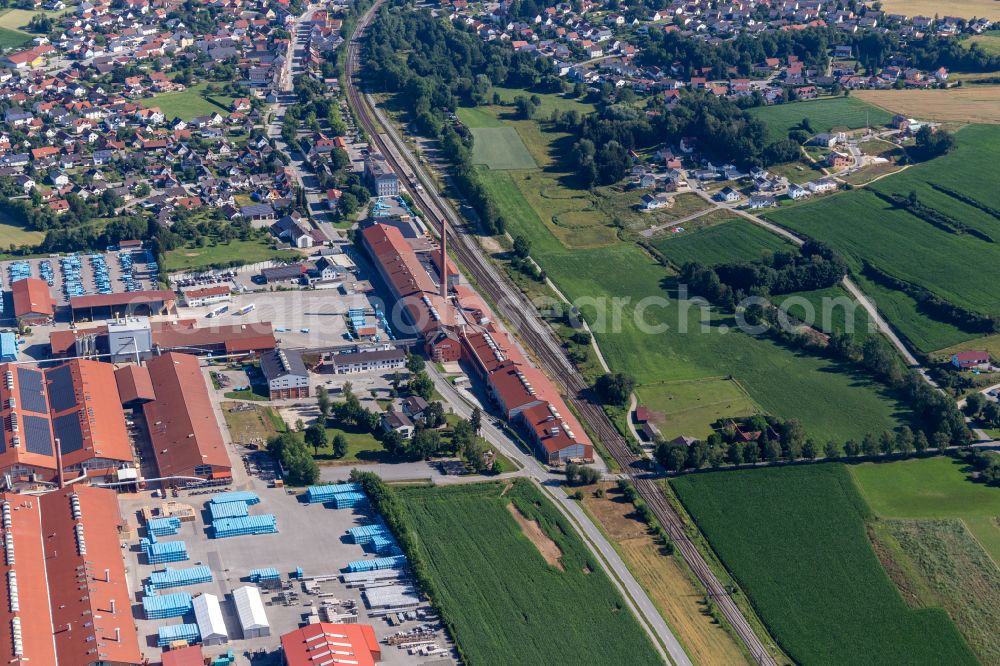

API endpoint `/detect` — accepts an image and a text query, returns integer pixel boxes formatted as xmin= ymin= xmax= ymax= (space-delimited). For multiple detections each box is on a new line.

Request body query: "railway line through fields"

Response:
xmin=343 ymin=6 xmax=778 ymax=664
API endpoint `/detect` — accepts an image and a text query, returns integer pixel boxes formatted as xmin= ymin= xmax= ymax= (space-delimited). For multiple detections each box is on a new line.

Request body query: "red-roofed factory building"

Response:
xmin=361 ymin=222 xmax=592 ymax=465
xmin=281 ymin=623 xmax=382 ymax=666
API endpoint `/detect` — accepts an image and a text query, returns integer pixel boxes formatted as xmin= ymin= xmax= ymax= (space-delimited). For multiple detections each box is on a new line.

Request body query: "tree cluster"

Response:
xmin=267 ymin=431 xmax=320 ymax=485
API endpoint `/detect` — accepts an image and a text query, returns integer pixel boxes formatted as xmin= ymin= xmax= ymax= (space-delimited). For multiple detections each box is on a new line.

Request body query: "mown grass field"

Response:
xmin=671 ymin=465 xmax=977 ymax=666
xmin=579 ymin=482 xmax=751 ymax=666
xmin=397 ymin=480 xmax=662 ymax=666
xmin=849 ymin=456 xmax=1000 ymax=562
xmin=750 ymin=96 xmax=894 ymax=140
xmin=780 ymin=284 xmax=874 ymax=342
xmin=855 ymin=87 xmax=1000 ymax=124
xmin=489 ymin=86 xmax=595 ymax=117
xmin=652 ymin=217 xmax=793 ymax=267
xmin=139 ymin=83 xmax=234 ymax=121
xmin=467 ymin=126 xmax=537 ymax=169
xmin=164 ymin=239 xmax=297 ymax=272
xmin=635 ymin=378 xmax=759 ymax=440
xmin=479 ymin=106 xmax=908 ymax=442
xmin=0 ymin=207 xmax=43 ymax=248
xmin=874 ymin=519 xmax=1000 ymax=664
xmin=0 ymin=26 xmax=29 ymax=49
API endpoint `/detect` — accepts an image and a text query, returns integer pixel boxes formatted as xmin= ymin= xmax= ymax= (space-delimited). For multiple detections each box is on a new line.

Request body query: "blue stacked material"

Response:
xmin=157 ymin=623 xmax=200 ymax=647
xmin=370 ymin=535 xmax=402 ymax=556
xmin=249 ymin=567 xmax=280 ymax=583
xmin=209 ymin=501 xmax=249 ymax=521
xmin=143 ymin=592 xmax=193 ymax=619
xmin=212 ymin=514 xmax=277 ymax=538
xmin=294 ymin=567 xmax=304 ymax=579
xmin=148 ymin=565 xmax=213 ymax=590
xmin=305 ymin=483 xmax=361 ymax=504
xmin=147 ymin=517 xmax=181 ymax=536
xmin=346 ymin=523 xmax=389 ymax=545
xmin=332 ymin=492 xmax=367 ymax=510
xmin=141 ymin=538 xmax=189 ymax=564
xmin=345 ymin=555 xmax=407 ymax=573
xmin=209 ymin=491 xmax=260 ymax=506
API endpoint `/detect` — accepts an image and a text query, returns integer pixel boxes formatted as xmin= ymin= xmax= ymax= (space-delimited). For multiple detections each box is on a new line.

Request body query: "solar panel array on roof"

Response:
xmin=53 ymin=412 xmax=83 ymax=454
xmin=23 ymin=414 xmax=53 ymax=456
xmin=46 ymin=364 xmax=77 ymax=413
xmin=15 ymin=368 xmax=47 ymax=414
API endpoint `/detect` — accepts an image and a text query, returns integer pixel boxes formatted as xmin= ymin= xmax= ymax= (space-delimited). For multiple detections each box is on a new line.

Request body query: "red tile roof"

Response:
xmin=69 ymin=289 xmax=175 ymax=311
xmin=281 ymin=623 xmax=382 ymax=666
xmin=39 ymin=486 xmax=141 ymax=666
xmin=11 ymin=278 xmax=54 ymax=319
xmin=143 ymin=353 xmax=230 ymax=478
xmin=161 ymin=645 xmax=204 ymax=666
xmin=114 ymin=364 xmax=155 ymax=405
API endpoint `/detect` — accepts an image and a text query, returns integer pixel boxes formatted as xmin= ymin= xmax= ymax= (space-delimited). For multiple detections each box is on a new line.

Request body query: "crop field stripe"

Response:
xmin=671 ymin=465 xmax=977 ymax=666
xmin=652 ymin=218 xmax=794 ymax=267
xmin=398 ymin=480 xmax=662 ymax=666
xmin=750 ymin=97 xmax=893 ymax=140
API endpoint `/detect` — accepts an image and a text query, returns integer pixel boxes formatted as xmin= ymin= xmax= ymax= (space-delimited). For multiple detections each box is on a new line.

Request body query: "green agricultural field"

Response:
xmin=963 ymin=30 xmax=1000 ymax=56
xmin=468 ymin=127 xmax=537 ymax=170
xmin=398 ymin=480 xmax=662 ymax=666
xmin=780 ymin=285 xmax=874 ymax=342
xmin=635 ymin=378 xmax=759 ymax=440
xmin=164 ymin=239 xmax=297 ymax=272
xmin=0 ymin=26 xmax=29 ymax=49
xmin=456 ymin=107 xmax=504 ymax=128
xmin=139 ymin=83 xmax=234 ymax=121
xmin=652 ymin=217 xmax=794 ymax=267
xmin=849 ymin=456 xmax=1000 ymax=562
xmin=874 ymin=519 xmax=1000 ymax=664
xmin=671 ymin=465 xmax=977 ymax=666
xmin=939 ymin=333 xmax=1000 ymax=362
xmin=751 ymin=96 xmax=894 ymax=140
xmin=482 ymin=112 xmax=908 ymax=442
xmin=0 ymin=207 xmax=43 ymax=248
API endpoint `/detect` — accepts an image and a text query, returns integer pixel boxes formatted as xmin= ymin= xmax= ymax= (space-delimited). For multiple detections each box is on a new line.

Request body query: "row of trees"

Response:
xmin=654 ymin=415 xmax=955 ymax=472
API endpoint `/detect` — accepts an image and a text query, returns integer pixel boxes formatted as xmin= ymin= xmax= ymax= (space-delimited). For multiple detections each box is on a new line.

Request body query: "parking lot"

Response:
xmin=119 ymin=478 xmax=455 ymax=665
xmin=0 ymin=249 xmax=159 ymax=311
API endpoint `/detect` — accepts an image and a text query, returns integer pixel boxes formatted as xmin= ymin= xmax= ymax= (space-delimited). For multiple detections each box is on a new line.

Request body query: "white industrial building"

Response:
xmin=233 ymin=585 xmax=270 ymax=638
xmin=193 ymin=593 xmax=229 ymax=646
xmin=107 ymin=317 xmax=153 ymax=362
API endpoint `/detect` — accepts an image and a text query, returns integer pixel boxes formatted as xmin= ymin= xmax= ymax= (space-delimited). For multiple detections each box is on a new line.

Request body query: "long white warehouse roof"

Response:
xmin=233 ymin=585 xmax=269 ymax=631
xmin=192 ymin=593 xmax=228 ymax=640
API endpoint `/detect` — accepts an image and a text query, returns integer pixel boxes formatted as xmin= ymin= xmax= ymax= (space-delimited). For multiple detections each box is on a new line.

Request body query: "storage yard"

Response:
xmin=119 ymin=481 xmax=455 ymax=664
xmin=0 ymin=247 xmax=159 ymax=312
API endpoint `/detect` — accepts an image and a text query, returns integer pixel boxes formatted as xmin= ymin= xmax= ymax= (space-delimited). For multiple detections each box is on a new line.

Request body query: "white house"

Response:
xmin=716 ymin=186 xmax=741 ymax=203
xmin=788 ymin=184 xmax=811 ymax=200
xmin=641 ymin=192 xmax=672 ymax=210
xmin=807 ymin=178 xmax=838 ymax=193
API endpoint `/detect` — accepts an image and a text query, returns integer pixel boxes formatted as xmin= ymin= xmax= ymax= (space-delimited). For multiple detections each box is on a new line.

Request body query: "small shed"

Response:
xmin=233 ymin=585 xmax=270 ymax=638
xmin=192 ymin=593 xmax=228 ymax=646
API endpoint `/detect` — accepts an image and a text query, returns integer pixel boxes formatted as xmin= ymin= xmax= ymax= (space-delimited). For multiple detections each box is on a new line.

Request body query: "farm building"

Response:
xmin=233 ymin=586 xmax=270 ymax=638
xmin=281 ymin=623 xmax=382 ymax=666
xmin=192 ymin=593 xmax=228 ymax=646
xmin=143 ymin=353 xmax=232 ymax=483
xmin=952 ymin=351 xmax=990 ymax=370
xmin=11 ymin=278 xmax=54 ymax=324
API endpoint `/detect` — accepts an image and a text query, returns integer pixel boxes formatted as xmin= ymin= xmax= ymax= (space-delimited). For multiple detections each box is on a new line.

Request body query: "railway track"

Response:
xmin=344 ymin=6 xmax=778 ymax=664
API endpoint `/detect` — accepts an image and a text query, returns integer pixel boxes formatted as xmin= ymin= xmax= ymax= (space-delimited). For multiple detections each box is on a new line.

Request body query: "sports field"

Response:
xmin=751 ymin=96 xmax=894 ymax=140
xmin=139 ymin=83 xmax=234 ymax=121
xmin=671 ymin=465 xmax=977 ymax=666
xmin=468 ymin=127 xmax=536 ymax=170
xmin=652 ymin=217 xmax=793 ymax=267
xmin=855 ymin=87 xmax=1000 ymax=124
xmin=879 ymin=0 xmax=1000 ymax=20
xmin=397 ymin=480 xmax=662 ymax=666
xmin=849 ymin=456 xmax=1000 ymax=562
